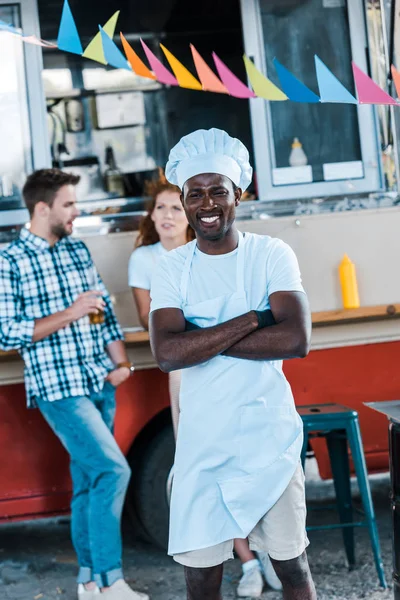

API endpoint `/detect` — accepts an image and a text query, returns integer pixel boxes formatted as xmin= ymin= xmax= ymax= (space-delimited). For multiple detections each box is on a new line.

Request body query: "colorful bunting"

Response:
xmin=315 ymin=55 xmax=357 ymax=104
xmin=352 ymin=62 xmax=397 ymax=105
xmin=8 ymin=6 xmax=400 ymax=106
xmin=140 ymin=39 xmax=178 ymax=86
xmin=160 ymin=43 xmax=202 ymax=90
xmin=99 ymin=26 xmax=130 ymax=70
xmin=273 ymin=59 xmax=320 ymax=103
xmin=243 ymin=55 xmax=287 ymax=101
xmin=213 ymin=52 xmax=255 ymax=99
xmin=83 ymin=11 xmax=120 ymax=65
xmin=190 ymin=45 xmax=228 ymax=93
xmin=57 ymin=0 xmax=82 ymax=55
xmin=120 ymin=33 xmax=156 ymax=80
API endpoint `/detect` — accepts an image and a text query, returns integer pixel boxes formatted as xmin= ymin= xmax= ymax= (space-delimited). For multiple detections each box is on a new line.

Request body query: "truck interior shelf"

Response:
xmin=312 ymin=304 xmax=400 ymax=327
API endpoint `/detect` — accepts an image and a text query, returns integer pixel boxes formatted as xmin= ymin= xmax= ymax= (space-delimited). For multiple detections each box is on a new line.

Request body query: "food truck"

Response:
xmin=1 ymin=0 xmax=400 ymax=550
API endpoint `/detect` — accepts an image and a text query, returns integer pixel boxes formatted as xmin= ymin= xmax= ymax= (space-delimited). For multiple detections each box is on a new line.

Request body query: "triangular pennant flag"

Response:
xmin=160 ymin=43 xmax=202 ymax=90
xmin=57 ymin=0 xmax=82 ymax=55
xmin=352 ymin=62 xmax=397 ymax=105
xmin=243 ymin=55 xmax=287 ymax=101
xmin=190 ymin=45 xmax=227 ymax=93
xmin=22 ymin=35 xmax=57 ymax=48
xmin=0 ymin=20 xmax=21 ymax=35
xmin=140 ymin=39 xmax=178 ymax=86
xmin=83 ymin=11 xmax=120 ymax=65
xmin=212 ymin=52 xmax=255 ymax=98
xmin=315 ymin=55 xmax=357 ymax=104
xmin=273 ymin=58 xmax=320 ymax=102
xmin=120 ymin=33 xmax=156 ymax=79
xmin=391 ymin=65 xmax=400 ymax=99
xmin=99 ymin=26 xmax=130 ymax=70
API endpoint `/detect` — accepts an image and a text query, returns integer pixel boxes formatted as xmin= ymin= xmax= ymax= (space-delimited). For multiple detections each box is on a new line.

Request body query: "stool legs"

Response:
xmin=326 ymin=430 xmax=355 ymax=567
xmin=347 ymin=418 xmax=387 ymax=589
xmin=389 ymin=421 xmax=400 ymax=599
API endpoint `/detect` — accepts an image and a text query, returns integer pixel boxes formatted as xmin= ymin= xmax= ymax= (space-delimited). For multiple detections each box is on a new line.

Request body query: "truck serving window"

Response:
xmin=241 ymin=0 xmax=383 ymax=201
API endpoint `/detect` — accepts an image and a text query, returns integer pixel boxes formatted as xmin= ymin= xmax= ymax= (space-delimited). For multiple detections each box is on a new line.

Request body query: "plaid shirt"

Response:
xmin=0 ymin=228 xmax=124 ymax=407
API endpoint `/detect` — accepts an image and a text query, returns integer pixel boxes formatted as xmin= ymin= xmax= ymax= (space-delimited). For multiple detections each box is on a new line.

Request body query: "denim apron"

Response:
xmin=168 ymin=232 xmax=303 ymax=555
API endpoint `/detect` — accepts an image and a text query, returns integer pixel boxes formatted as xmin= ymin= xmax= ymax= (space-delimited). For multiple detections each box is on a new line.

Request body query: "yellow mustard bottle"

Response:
xmin=339 ymin=254 xmax=360 ymax=309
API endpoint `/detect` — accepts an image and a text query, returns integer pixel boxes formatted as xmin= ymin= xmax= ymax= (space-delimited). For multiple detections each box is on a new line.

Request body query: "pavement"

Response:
xmin=0 ymin=460 xmax=395 ymax=599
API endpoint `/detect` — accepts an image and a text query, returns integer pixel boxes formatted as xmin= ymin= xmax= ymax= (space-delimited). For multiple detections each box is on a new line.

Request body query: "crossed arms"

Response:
xmin=149 ymin=291 xmax=311 ymax=373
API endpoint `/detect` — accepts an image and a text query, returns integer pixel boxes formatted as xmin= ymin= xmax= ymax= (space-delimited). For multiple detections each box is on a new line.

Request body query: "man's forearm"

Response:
xmin=32 ymin=309 xmax=74 ymax=342
xmin=223 ymin=321 xmax=309 ymax=360
xmin=151 ymin=311 xmax=259 ymax=372
xmin=106 ymin=339 xmax=129 ymax=366
xmin=185 ymin=308 xmax=310 ymax=361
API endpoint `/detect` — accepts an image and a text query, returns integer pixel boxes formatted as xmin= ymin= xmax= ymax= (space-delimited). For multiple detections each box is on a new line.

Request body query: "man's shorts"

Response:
xmin=174 ymin=462 xmax=309 ymax=568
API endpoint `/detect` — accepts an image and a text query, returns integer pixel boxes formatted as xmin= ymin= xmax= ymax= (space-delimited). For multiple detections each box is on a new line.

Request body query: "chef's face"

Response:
xmin=182 ymin=173 xmax=241 ymax=241
xmin=151 ymin=190 xmax=188 ymax=243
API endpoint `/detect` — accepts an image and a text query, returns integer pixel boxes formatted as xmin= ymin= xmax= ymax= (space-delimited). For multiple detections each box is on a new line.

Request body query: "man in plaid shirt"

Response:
xmin=0 ymin=169 xmax=149 ymax=600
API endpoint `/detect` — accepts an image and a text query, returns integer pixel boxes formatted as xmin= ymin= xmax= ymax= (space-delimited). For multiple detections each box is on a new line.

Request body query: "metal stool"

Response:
xmin=298 ymin=403 xmax=387 ymax=588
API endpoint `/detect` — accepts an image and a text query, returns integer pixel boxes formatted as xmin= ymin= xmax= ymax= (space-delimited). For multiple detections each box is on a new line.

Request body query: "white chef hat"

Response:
xmin=165 ymin=128 xmax=253 ymax=191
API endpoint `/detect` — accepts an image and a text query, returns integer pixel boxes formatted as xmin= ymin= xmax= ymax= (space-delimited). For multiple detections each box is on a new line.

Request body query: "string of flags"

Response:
xmin=2 ymin=0 xmax=400 ymax=106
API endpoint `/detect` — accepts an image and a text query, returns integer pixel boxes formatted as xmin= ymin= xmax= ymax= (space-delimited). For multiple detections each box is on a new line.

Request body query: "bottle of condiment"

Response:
xmin=339 ymin=254 xmax=360 ymax=309
xmin=104 ymin=144 xmax=125 ymax=197
xmin=289 ymin=137 xmax=308 ymax=167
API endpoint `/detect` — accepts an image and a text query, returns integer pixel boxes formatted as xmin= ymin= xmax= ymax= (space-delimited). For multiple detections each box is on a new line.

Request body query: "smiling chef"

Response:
xmin=148 ymin=128 xmax=316 ymax=600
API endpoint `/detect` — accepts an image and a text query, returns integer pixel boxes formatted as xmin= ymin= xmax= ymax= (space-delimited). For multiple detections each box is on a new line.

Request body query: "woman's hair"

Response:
xmin=135 ymin=168 xmax=195 ymax=248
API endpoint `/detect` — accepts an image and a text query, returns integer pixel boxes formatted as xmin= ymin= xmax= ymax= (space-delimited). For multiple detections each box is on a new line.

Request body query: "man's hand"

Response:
xmin=67 ymin=291 xmax=105 ymax=322
xmin=32 ymin=290 xmax=105 ymax=343
xmin=223 ymin=292 xmax=311 ymax=360
xmin=106 ymin=366 xmax=130 ymax=387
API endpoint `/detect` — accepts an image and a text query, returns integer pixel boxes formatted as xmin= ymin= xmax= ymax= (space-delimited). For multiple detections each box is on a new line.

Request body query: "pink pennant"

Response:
xmin=352 ymin=62 xmax=397 ymax=105
xmin=22 ymin=35 xmax=57 ymax=48
xmin=3 ymin=31 xmax=57 ymax=47
xmin=140 ymin=39 xmax=178 ymax=86
xmin=212 ymin=52 xmax=255 ymax=99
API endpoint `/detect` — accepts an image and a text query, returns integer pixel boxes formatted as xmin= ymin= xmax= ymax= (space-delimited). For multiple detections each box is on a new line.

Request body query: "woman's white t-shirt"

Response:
xmin=128 ymin=242 xmax=169 ymax=290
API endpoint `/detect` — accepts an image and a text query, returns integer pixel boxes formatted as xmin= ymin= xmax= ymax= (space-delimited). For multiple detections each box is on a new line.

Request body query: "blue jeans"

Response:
xmin=37 ymin=382 xmax=131 ymax=588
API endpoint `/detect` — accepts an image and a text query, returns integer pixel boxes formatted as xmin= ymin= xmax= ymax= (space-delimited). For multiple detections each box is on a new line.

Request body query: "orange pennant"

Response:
xmin=391 ymin=64 xmax=400 ymax=99
xmin=120 ymin=33 xmax=156 ymax=80
xmin=190 ymin=44 xmax=228 ymax=94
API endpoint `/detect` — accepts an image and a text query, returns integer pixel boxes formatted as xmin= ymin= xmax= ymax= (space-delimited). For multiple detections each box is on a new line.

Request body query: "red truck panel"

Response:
xmin=1 ymin=341 xmax=398 ymax=521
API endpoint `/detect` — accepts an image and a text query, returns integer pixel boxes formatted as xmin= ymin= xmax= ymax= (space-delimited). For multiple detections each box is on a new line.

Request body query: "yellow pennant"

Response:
xmin=83 ymin=11 xmax=120 ymax=65
xmin=160 ymin=44 xmax=202 ymax=91
xmin=243 ymin=55 xmax=288 ymax=101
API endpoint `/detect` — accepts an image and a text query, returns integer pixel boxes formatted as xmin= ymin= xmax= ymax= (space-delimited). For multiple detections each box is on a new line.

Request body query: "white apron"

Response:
xmin=168 ymin=232 xmax=303 ymax=555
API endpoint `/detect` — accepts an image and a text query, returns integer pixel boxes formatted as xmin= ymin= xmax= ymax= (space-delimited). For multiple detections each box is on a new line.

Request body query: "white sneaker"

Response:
xmin=257 ymin=552 xmax=283 ymax=591
xmin=100 ymin=579 xmax=149 ymax=600
xmin=78 ymin=583 xmax=100 ymax=599
xmin=237 ymin=565 xmax=263 ymax=597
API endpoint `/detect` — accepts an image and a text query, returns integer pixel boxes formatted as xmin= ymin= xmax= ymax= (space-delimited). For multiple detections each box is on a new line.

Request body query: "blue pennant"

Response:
xmin=99 ymin=26 xmax=131 ymax=70
xmin=315 ymin=55 xmax=357 ymax=104
xmin=273 ymin=58 xmax=320 ymax=103
xmin=0 ymin=19 xmax=21 ymax=35
xmin=57 ymin=0 xmax=83 ymax=55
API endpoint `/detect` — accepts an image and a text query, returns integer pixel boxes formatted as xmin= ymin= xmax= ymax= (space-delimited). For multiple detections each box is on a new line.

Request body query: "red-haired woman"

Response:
xmin=128 ymin=172 xmax=194 ymax=436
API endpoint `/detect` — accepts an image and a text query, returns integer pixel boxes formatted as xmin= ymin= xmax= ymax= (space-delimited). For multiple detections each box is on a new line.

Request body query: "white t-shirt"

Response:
xmin=150 ymin=232 xmax=304 ymax=313
xmin=128 ymin=242 xmax=169 ymax=290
